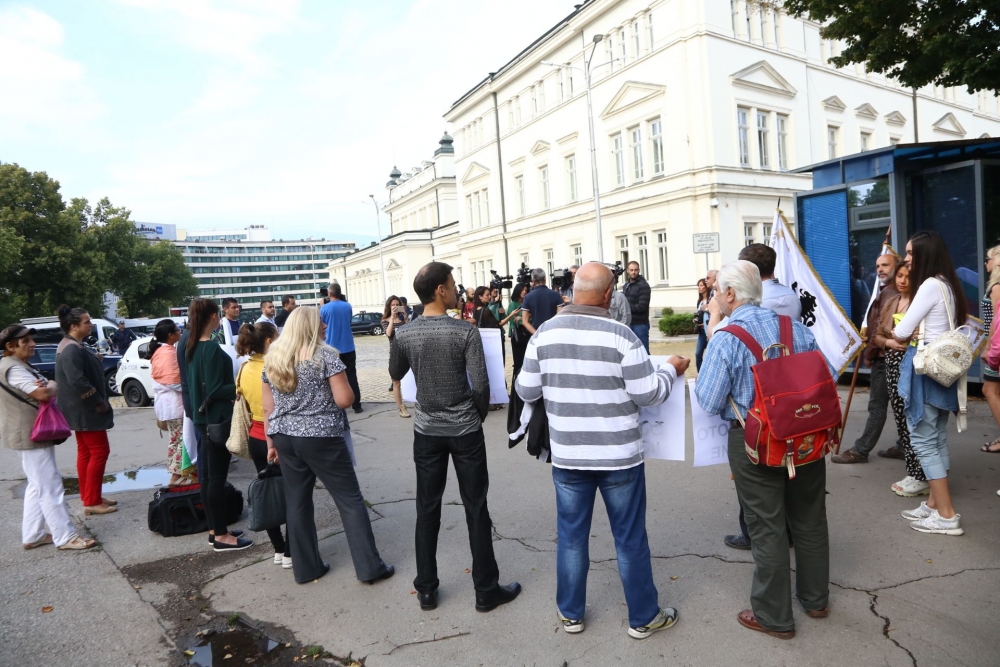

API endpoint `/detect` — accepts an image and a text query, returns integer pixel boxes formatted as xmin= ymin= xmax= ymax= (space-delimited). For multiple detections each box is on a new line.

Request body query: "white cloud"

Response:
xmin=0 ymin=6 xmax=105 ymax=135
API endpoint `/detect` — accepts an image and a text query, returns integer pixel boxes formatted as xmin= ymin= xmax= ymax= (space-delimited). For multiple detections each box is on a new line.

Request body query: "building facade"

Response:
xmin=328 ymin=134 xmax=462 ymax=312
xmin=175 ymin=226 xmax=354 ymax=312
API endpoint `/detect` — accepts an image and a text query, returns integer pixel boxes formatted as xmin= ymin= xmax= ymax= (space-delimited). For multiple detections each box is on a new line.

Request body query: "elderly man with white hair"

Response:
xmin=695 ymin=260 xmax=835 ymax=641
xmin=517 ymin=262 xmax=688 ymax=640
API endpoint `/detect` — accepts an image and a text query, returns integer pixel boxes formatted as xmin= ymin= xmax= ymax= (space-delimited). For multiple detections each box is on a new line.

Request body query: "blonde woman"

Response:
xmin=981 ymin=244 xmax=1000 ymax=452
xmin=262 ymin=307 xmax=393 ymax=585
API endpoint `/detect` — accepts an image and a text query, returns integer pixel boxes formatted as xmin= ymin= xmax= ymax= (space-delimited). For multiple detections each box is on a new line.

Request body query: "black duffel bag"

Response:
xmin=148 ymin=482 xmax=244 ymax=537
xmin=247 ymin=463 xmax=286 ymax=532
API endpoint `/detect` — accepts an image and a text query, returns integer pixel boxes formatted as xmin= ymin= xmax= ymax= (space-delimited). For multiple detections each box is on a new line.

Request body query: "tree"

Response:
xmin=781 ymin=0 xmax=1000 ymax=93
xmin=124 ymin=241 xmax=198 ymax=317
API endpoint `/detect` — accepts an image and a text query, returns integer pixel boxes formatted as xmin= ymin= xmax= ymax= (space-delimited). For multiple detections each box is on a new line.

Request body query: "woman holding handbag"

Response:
xmin=1 ymin=325 xmax=95 ymax=551
xmin=187 ymin=298 xmax=253 ymax=552
xmin=886 ymin=231 xmax=969 ymax=536
xmin=54 ymin=306 xmax=116 ymax=516
xmin=235 ymin=321 xmax=289 ymax=567
xmin=263 ymin=307 xmax=393 ymax=585
xmin=149 ymin=319 xmax=192 ymax=486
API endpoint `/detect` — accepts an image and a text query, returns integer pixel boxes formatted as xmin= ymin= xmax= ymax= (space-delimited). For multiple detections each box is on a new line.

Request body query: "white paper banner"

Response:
xmin=639 ymin=357 xmax=686 ymax=461
xmin=690 ymin=379 xmax=731 ymax=467
xmin=400 ymin=328 xmax=507 ymax=404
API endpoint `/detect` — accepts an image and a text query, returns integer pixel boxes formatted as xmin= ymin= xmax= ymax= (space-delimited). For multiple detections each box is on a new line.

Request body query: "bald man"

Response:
xmin=516 ymin=262 xmax=688 ymax=639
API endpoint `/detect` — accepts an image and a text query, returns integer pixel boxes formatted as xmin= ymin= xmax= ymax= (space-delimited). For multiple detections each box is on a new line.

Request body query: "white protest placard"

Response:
xmin=400 ymin=327 xmax=507 ymax=405
xmin=638 ymin=357 xmax=686 ymax=461
xmin=690 ymin=379 xmax=731 ymax=467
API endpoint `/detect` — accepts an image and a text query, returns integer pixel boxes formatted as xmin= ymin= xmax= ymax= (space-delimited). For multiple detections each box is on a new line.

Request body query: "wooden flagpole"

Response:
xmin=838 ymin=223 xmax=894 ymax=447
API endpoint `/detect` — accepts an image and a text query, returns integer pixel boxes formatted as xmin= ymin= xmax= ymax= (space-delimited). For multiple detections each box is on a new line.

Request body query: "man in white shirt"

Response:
xmin=741 ymin=244 xmax=801 ymax=320
xmin=255 ymin=300 xmax=276 ymax=326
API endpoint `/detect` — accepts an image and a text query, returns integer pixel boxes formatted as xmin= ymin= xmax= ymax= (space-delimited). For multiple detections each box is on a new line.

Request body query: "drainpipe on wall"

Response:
xmin=912 ymin=88 xmax=919 ymax=142
xmin=491 ymin=83 xmax=512 ymax=277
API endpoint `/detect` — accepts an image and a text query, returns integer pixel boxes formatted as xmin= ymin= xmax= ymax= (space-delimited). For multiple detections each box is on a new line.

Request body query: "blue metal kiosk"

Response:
xmin=793 ymin=138 xmax=1000 ymax=381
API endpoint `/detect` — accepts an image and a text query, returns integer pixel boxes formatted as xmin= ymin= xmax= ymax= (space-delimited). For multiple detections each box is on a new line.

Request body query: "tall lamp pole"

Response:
xmin=368 ymin=195 xmax=389 ymax=302
xmin=543 ymin=35 xmax=616 ymax=263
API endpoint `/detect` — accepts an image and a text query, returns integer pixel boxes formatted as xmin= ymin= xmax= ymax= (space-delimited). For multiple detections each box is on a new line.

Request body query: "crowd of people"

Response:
xmin=0 ymin=230 xmax=989 ymax=642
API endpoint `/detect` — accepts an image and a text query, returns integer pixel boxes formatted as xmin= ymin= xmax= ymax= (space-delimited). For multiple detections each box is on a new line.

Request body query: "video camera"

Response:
xmin=551 ymin=268 xmax=573 ymax=291
xmin=457 ymin=283 xmax=466 ymax=301
xmin=490 ymin=269 xmax=513 ymax=291
xmin=608 ymin=260 xmax=625 ymax=283
xmin=516 ymin=263 xmax=532 ymax=285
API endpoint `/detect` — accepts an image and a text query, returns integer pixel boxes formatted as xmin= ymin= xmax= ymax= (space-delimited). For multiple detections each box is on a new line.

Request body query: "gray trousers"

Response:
xmin=852 ymin=357 xmax=894 ymax=457
xmin=729 ymin=428 xmax=830 ymax=632
xmin=272 ymin=434 xmax=387 ymax=584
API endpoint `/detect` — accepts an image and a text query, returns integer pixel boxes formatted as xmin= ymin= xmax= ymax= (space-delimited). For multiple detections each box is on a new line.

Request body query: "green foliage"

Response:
xmin=0 ymin=163 xmax=197 ymax=326
xmin=659 ymin=310 xmax=697 ymax=336
xmin=780 ymin=0 xmax=1000 ymax=93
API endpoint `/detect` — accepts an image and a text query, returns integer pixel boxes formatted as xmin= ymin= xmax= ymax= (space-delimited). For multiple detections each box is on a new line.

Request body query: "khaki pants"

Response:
xmin=728 ymin=427 xmax=830 ymax=631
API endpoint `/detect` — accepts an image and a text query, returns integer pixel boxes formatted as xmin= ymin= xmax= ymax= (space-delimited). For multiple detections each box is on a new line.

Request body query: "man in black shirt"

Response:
xmin=273 ymin=295 xmax=297 ymax=331
xmin=623 ymin=261 xmax=651 ymax=353
xmin=521 ymin=268 xmax=563 ymax=334
xmin=389 ymin=261 xmax=521 ymax=614
xmin=110 ymin=321 xmax=137 ymax=355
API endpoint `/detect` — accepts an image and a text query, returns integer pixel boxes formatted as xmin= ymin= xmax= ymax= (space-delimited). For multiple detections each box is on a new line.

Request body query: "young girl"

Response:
xmin=149 ymin=320 xmax=190 ymax=486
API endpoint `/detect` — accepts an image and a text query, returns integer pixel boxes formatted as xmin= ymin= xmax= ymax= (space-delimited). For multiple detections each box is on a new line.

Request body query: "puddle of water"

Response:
xmin=186 ymin=621 xmax=285 ymax=666
xmin=13 ymin=466 xmax=170 ymax=499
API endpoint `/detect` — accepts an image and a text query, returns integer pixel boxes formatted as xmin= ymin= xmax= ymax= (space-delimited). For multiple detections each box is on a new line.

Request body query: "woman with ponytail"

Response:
xmin=149 ymin=319 xmax=191 ymax=486
xmin=54 ymin=305 xmax=116 ymax=515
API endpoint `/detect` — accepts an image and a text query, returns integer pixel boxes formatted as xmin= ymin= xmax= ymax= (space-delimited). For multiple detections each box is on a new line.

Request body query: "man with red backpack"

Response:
xmin=696 ymin=261 xmax=838 ymax=640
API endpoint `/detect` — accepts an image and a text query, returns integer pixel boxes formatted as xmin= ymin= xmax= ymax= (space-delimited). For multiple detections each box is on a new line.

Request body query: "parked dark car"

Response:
xmin=30 ymin=344 xmax=122 ymax=396
xmin=350 ymin=312 xmax=385 ymax=336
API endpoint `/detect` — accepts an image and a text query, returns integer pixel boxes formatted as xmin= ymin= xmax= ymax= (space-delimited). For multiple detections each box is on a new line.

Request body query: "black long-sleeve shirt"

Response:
xmin=389 ymin=315 xmax=489 ymax=436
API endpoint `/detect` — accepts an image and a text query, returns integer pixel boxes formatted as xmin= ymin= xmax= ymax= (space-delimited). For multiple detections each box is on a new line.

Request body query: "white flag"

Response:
xmin=770 ymin=210 xmax=862 ymax=375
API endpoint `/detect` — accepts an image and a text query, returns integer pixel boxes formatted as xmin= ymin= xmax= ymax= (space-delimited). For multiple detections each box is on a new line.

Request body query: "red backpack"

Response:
xmin=720 ymin=316 xmax=842 ymax=478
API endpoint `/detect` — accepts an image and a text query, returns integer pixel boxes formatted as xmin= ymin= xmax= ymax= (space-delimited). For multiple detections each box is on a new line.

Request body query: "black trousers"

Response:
xmin=196 ymin=425 xmax=232 ymax=535
xmin=413 ymin=427 xmax=500 ymax=594
xmin=511 ymin=334 xmax=528 ymax=381
xmin=340 ymin=351 xmax=362 ymax=411
xmin=273 ymin=434 xmax=387 ymax=584
xmin=248 ymin=435 xmax=288 ymax=556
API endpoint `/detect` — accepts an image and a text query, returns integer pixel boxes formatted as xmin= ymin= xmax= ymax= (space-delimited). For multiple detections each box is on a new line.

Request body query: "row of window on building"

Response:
xmin=181 ymin=245 xmax=348 ymax=255
xmin=196 ymin=272 xmax=330 ymax=286
xmin=182 ymin=253 xmax=344 ymax=264
xmin=190 ymin=262 xmax=330 ymax=275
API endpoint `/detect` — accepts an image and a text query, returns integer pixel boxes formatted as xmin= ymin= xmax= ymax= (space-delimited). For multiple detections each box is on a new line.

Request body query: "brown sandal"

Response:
xmin=980 ymin=438 xmax=1000 ymax=453
xmin=58 ymin=536 xmax=96 ymax=550
xmin=23 ymin=534 xmax=53 ymax=550
xmin=737 ymin=610 xmax=795 ymax=639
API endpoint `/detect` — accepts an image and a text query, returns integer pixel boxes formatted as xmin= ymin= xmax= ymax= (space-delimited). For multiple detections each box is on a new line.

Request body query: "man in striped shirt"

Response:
xmin=515 ymin=262 xmax=689 ymax=639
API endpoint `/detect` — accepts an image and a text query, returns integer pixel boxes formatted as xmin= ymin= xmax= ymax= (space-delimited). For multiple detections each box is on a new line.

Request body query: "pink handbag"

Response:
xmin=31 ymin=400 xmax=72 ymax=443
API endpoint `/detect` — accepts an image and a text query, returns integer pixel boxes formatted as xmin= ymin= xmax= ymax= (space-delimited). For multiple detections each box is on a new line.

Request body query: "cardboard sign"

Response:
xmin=400 ymin=327 xmax=507 ymax=405
xmin=639 ymin=357 xmax=686 ymax=461
xmin=690 ymin=379 xmax=731 ymax=467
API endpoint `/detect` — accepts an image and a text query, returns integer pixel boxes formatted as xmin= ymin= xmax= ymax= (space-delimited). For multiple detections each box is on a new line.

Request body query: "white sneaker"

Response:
xmin=282 ymin=556 xmax=293 ymax=569
xmin=273 ymin=553 xmax=283 ymax=565
xmin=901 ymin=501 xmax=934 ymax=521
xmin=628 ymin=607 xmax=678 ymax=639
xmin=892 ymin=476 xmax=931 ymax=497
xmin=558 ymin=612 xmax=585 ymax=634
xmin=910 ymin=510 xmax=964 ymax=536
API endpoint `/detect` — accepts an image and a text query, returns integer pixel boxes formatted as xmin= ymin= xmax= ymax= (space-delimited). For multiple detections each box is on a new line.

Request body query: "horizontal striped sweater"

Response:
xmin=515 ymin=304 xmax=676 ymax=470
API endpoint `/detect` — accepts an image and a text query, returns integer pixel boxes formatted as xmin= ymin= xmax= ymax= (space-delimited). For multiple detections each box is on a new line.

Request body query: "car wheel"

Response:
xmin=122 ymin=379 xmax=150 ymax=407
xmin=370 ymin=324 xmax=384 ymax=336
xmin=106 ymin=370 xmax=120 ymax=396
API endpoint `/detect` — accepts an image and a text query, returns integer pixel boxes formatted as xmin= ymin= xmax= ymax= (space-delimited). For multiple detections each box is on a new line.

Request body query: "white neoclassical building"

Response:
xmin=340 ymin=0 xmax=1000 ymax=312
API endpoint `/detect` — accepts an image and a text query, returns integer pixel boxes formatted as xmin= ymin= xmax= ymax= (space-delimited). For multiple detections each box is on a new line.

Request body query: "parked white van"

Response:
xmin=116 ymin=335 xmax=242 ymax=407
xmin=21 ymin=315 xmax=120 ymax=354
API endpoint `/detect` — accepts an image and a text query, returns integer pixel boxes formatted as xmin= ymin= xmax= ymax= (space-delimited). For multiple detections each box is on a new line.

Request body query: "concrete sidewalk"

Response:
xmin=1 ymin=388 xmax=999 ymax=666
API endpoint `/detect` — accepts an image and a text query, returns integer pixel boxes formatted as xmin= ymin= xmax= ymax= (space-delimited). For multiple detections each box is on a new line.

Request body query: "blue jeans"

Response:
xmin=909 ymin=403 xmax=950 ymax=480
xmin=695 ymin=328 xmax=708 ymax=371
xmin=552 ymin=464 xmax=659 ymax=628
xmin=630 ymin=324 xmax=650 ymax=354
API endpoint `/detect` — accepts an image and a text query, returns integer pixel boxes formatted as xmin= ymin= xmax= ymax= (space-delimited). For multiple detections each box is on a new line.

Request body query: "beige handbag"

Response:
xmin=226 ymin=364 xmax=253 ymax=460
xmin=913 ymin=279 xmax=973 ymax=388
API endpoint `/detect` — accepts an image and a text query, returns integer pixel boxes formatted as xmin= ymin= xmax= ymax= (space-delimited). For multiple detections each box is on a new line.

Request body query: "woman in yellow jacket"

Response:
xmin=235 ymin=322 xmax=290 ymax=568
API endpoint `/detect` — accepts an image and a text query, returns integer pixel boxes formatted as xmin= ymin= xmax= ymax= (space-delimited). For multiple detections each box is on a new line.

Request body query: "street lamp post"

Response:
xmin=543 ymin=35 xmax=616 ymax=263
xmin=368 ymin=195 xmax=389 ymax=302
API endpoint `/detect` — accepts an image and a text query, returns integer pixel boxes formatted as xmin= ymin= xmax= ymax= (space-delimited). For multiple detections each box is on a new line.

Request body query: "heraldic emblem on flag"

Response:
xmin=769 ymin=209 xmax=863 ymax=375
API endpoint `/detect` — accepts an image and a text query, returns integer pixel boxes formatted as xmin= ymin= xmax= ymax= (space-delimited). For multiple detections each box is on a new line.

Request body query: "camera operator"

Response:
xmin=520 ymin=268 xmax=563 ymax=335
xmin=558 ymin=266 xmax=579 ymax=303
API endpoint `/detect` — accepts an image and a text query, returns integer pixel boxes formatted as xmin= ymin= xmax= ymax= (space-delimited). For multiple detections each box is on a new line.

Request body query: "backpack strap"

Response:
xmin=718 ymin=325 xmax=764 ymax=362
xmin=778 ymin=315 xmax=795 ymax=354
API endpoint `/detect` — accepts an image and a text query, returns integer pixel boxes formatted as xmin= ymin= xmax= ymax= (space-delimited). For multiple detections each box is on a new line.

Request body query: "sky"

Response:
xmin=1 ymin=0 xmax=576 ymax=244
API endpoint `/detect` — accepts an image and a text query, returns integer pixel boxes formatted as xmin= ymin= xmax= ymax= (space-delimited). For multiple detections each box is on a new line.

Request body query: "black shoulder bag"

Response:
xmin=198 ymin=346 xmax=232 ymax=445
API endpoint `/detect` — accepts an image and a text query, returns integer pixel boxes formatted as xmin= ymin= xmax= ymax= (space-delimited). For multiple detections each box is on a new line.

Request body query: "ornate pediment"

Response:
xmin=885 ymin=111 xmax=907 ymax=126
xmin=461 ymin=161 xmax=490 ymax=184
xmin=556 ymin=132 xmax=578 ymax=145
xmin=854 ymin=103 xmax=879 ymax=120
xmin=599 ymin=81 xmax=667 ymax=119
xmin=385 ymin=259 xmax=402 ymax=270
xmin=730 ymin=61 xmax=797 ymax=98
xmin=822 ymin=96 xmax=846 ymax=111
xmin=932 ymin=112 xmax=966 ymax=137
xmin=530 ymin=140 xmax=551 ymax=155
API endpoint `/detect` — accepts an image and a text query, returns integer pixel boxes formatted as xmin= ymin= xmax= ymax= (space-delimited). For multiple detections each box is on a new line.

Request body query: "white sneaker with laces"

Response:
xmin=628 ymin=607 xmax=678 ymax=639
xmin=558 ymin=612 xmax=585 ymax=634
xmin=910 ymin=510 xmax=963 ymax=536
xmin=282 ymin=556 xmax=293 ymax=569
xmin=273 ymin=553 xmax=283 ymax=565
xmin=892 ymin=476 xmax=930 ymax=497
xmin=901 ymin=501 xmax=934 ymax=521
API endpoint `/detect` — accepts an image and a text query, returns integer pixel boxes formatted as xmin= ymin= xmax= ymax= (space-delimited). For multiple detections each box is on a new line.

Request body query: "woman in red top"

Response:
xmin=235 ymin=322 xmax=289 ymax=567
